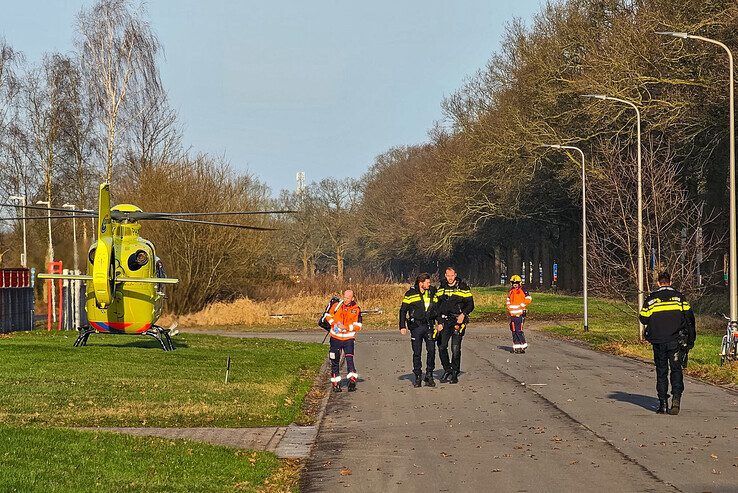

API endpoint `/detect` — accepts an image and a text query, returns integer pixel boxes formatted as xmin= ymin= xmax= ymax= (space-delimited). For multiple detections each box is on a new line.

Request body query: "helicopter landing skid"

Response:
xmin=74 ymin=327 xmax=96 ymax=347
xmin=143 ymin=326 xmax=177 ymax=351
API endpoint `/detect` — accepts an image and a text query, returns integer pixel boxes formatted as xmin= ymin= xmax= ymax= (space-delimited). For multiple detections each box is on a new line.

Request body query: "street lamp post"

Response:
xmin=8 ymin=196 xmax=27 ymax=268
xmin=544 ymin=144 xmax=589 ymax=331
xmin=582 ymin=93 xmax=645 ymax=339
xmin=62 ymin=204 xmax=79 ymax=272
xmin=656 ymin=31 xmax=737 ymax=325
xmin=83 ymin=209 xmax=96 ymax=242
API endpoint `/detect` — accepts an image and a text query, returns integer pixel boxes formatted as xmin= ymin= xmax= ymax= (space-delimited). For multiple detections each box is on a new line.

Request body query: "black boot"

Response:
xmin=347 ymin=378 xmax=357 ymax=392
xmin=668 ymin=396 xmax=680 ymax=415
xmin=440 ymin=371 xmax=452 ymax=383
xmin=332 ymin=383 xmax=342 ymax=393
xmin=449 ymin=372 xmax=459 ymax=384
xmin=413 ymin=374 xmax=422 ymax=388
xmin=656 ymin=399 xmax=668 ymax=414
xmin=424 ymin=371 xmax=436 ymax=387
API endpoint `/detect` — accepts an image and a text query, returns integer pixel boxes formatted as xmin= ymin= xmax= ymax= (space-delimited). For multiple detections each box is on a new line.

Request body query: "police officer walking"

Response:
xmin=399 ymin=273 xmax=439 ymax=388
xmin=436 ymin=266 xmax=474 ymax=384
xmin=639 ymin=271 xmax=696 ymax=415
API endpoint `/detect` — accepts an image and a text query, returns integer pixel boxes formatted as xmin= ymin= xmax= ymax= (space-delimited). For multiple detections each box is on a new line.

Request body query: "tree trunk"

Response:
xmin=301 ymin=248 xmax=310 ymax=279
xmin=336 ymin=245 xmax=344 ymax=283
xmin=541 ymin=240 xmax=552 ymax=289
xmin=511 ymin=246 xmax=521 ymax=278
xmin=531 ymin=242 xmax=541 ymax=289
xmin=492 ymin=246 xmax=502 ymax=286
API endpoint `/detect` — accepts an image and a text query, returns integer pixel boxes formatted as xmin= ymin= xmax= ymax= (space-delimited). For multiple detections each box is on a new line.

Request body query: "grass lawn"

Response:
xmin=0 ymin=331 xmax=325 ymax=492
xmin=0 ymin=426 xmax=287 ymax=493
xmin=0 ymin=331 xmax=326 ymax=427
xmin=482 ymin=286 xmax=738 ymax=386
xmin=472 ymin=286 xmax=633 ymax=320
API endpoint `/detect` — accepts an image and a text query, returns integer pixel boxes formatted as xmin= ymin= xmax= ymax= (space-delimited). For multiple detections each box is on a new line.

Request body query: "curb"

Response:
xmin=275 ymin=357 xmax=331 ymax=459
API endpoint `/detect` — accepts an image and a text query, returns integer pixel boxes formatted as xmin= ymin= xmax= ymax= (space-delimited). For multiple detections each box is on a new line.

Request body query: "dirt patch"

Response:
xmin=258 ymin=458 xmax=303 ymax=493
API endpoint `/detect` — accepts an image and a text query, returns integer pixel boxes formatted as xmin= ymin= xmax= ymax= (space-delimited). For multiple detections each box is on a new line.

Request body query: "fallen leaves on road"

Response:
xmin=340 ymin=468 xmax=352 ymax=476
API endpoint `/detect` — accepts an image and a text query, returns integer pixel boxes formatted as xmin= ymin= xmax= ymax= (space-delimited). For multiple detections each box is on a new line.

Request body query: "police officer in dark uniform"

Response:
xmin=436 ymin=266 xmax=474 ymax=384
xmin=399 ymin=273 xmax=439 ymax=388
xmin=639 ymin=271 xmax=696 ymax=415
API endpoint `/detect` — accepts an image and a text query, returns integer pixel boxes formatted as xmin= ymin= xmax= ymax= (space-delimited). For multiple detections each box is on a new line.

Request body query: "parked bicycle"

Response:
xmin=719 ymin=314 xmax=738 ymax=366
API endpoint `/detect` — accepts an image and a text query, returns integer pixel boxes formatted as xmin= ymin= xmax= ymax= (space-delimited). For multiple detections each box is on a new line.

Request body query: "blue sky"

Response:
xmin=2 ymin=0 xmax=544 ymax=193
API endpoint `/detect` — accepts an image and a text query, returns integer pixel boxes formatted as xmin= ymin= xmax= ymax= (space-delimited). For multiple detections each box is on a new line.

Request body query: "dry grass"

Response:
xmin=170 ymin=283 xmax=407 ymax=328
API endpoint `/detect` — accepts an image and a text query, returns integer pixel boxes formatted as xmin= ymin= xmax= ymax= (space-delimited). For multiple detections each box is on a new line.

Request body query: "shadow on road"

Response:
xmin=397 ymin=370 xmax=465 ymax=381
xmin=497 ymin=345 xmax=514 ymax=353
xmin=608 ymin=391 xmax=658 ymax=411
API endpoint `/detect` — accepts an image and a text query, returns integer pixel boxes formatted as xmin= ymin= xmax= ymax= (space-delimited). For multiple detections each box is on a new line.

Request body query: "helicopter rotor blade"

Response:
xmin=160 ymin=209 xmax=298 ymax=217
xmin=153 ymin=216 xmax=279 ymax=231
xmin=0 ymin=203 xmax=94 ymax=215
xmin=111 ymin=210 xmax=297 ymax=221
xmin=0 ymin=215 xmax=98 ymax=220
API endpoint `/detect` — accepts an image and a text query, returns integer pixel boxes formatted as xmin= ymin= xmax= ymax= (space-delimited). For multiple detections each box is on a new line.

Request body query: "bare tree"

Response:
xmin=312 ymin=178 xmax=360 ymax=283
xmin=76 ymin=0 xmax=162 ymax=182
xmin=279 ymin=188 xmax=324 ymax=279
xmin=0 ymin=39 xmax=24 ymax=199
xmin=21 ymin=55 xmax=72 ymax=262
xmin=118 ymin=155 xmax=276 ymax=313
xmin=587 ymin=136 xmax=721 ymax=301
xmin=122 ymin=88 xmax=181 ymax=177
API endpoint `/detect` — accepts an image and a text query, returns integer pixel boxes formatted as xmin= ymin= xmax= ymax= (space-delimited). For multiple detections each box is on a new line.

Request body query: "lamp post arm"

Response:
xmin=690 ymin=36 xmax=737 ymax=322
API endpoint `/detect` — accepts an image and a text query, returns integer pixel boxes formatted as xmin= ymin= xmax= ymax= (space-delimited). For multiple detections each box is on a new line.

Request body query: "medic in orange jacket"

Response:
xmin=506 ymin=283 xmax=532 ymax=316
xmin=325 ymin=290 xmax=362 ymax=392
xmin=325 ymin=298 xmax=363 ymax=340
xmin=506 ymin=275 xmax=532 ymax=353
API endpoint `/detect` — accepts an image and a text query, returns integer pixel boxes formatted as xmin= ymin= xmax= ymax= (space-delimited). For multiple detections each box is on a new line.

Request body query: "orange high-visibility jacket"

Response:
xmin=326 ymin=300 xmax=362 ymax=341
xmin=506 ymin=287 xmax=532 ymax=317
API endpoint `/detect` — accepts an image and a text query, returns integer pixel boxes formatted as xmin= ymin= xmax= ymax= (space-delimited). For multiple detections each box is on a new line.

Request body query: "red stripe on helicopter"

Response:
xmin=89 ymin=321 xmax=151 ymax=333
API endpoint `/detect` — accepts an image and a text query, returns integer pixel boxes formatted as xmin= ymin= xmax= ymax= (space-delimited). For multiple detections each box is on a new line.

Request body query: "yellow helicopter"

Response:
xmin=7 ymin=183 xmax=285 ymax=350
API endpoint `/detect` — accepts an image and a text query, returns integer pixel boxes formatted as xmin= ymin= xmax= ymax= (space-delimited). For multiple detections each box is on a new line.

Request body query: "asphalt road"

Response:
xmin=298 ymin=327 xmax=738 ymax=493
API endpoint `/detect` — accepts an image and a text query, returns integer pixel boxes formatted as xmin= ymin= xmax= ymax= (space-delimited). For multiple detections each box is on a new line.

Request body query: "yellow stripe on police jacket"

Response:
xmin=639 ymin=300 xmax=691 ymax=317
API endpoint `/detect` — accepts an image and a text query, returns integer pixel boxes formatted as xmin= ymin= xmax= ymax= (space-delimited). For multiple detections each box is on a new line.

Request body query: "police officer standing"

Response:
xmin=399 ymin=273 xmax=439 ymax=388
xmin=639 ymin=272 xmax=696 ymax=415
xmin=436 ymin=266 xmax=474 ymax=384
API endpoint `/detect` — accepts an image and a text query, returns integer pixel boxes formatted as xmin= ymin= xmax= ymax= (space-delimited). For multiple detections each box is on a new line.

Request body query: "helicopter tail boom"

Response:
xmin=116 ymin=277 xmax=179 ymax=284
xmin=38 ymin=274 xmax=93 ymax=281
xmin=37 ymin=274 xmax=178 ymax=284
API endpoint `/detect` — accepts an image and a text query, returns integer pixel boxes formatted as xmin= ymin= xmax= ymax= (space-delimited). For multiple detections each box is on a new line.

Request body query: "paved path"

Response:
xmin=84 ymin=425 xmax=318 ymax=459
xmin=299 ymin=327 xmax=738 ymax=493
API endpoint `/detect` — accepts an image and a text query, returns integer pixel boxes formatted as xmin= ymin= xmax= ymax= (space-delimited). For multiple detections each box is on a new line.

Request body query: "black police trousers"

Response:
xmin=652 ymin=340 xmax=684 ymax=400
xmin=410 ymin=323 xmax=435 ymax=377
xmin=437 ymin=319 xmax=463 ymax=373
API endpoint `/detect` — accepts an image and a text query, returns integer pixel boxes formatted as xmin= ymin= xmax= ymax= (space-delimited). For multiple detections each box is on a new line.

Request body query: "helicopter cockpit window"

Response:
xmin=128 ymin=250 xmax=149 ymax=271
xmin=88 ymin=247 xmax=97 ymax=265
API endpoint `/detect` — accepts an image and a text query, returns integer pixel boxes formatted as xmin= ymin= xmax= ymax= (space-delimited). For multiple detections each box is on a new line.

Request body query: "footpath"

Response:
xmin=301 ymin=327 xmax=737 ymax=493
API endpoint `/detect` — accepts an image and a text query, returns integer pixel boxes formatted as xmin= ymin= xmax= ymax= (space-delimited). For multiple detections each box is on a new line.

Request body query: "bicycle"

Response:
xmin=719 ymin=314 xmax=738 ymax=366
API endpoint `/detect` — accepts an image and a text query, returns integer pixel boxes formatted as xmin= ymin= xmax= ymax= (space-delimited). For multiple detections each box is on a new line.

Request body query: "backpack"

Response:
xmin=318 ymin=296 xmax=342 ymax=331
